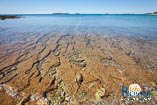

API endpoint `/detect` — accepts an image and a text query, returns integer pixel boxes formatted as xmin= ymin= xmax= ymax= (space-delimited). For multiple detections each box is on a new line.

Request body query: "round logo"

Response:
xmin=129 ymin=84 xmax=141 ymax=96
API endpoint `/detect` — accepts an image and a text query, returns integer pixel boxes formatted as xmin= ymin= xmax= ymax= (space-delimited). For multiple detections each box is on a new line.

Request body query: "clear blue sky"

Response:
xmin=0 ymin=0 xmax=157 ymax=14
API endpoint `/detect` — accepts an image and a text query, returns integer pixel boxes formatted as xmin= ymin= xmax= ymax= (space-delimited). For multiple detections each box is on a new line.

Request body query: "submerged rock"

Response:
xmin=68 ymin=52 xmax=87 ymax=68
xmin=18 ymin=95 xmax=31 ymax=105
xmin=95 ymin=88 xmax=107 ymax=101
xmin=151 ymin=82 xmax=157 ymax=88
xmin=0 ymin=84 xmax=3 ymax=90
xmin=37 ymin=97 xmax=50 ymax=105
xmin=151 ymin=90 xmax=157 ymax=102
xmin=3 ymin=84 xmax=19 ymax=98
xmin=30 ymin=94 xmax=41 ymax=101
xmin=102 ymin=57 xmax=124 ymax=72
xmin=75 ymin=73 xmax=83 ymax=85
xmin=91 ymin=101 xmax=110 ymax=105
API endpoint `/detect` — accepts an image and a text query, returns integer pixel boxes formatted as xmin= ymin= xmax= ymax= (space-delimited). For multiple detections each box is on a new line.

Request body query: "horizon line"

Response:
xmin=0 ymin=13 xmax=151 ymax=15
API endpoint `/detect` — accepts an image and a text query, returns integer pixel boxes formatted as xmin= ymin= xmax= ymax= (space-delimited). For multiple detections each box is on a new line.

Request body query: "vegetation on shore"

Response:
xmin=153 ymin=12 xmax=157 ymax=14
xmin=146 ymin=12 xmax=157 ymax=15
xmin=0 ymin=15 xmax=20 ymax=20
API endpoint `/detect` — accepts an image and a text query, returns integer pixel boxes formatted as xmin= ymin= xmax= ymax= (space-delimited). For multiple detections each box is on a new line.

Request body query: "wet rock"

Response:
xmin=65 ymin=96 xmax=71 ymax=102
xmin=49 ymin=92 xmax=65 ymax=105
xmin=151 ymin=82 xmax=157 ymax=88
xmin=95 ymin=88 xmax=106 ymax=100
xmin=151 ymin=90 xmax=157 ymax=102
xmin=91 ymin=101 xmax=110 ymax=105
xmin=54 ymin=51 xmax=60 ymax=56
xmin=4 ymin=84 xmax=19 ymax=98
xmin=68 ymin=52 xmax=87 ymax=68
xmin=18 ymin=95 xmax=31 ymax=105
xmin=0 ymin=84 xmax=3 ymax=90
xmin=73 ymin=59 xmax=87 ymax=67
xmin=48 ymin=67 xmax=57 ymax=77
xmin=79 ymin=61 xmax=87 ymax=68
xmin=10 ymin=66 xmax=17 ymax=70
xmin=102 ymin=57 xmax=124 ymax=72
xmin=0 ymin=34 xmax=157 ymax=105
xmin=75 ymin=73 xmax=83 ymax=85
xmin=146 ymin=64 xmax=157 ymax=71
xmin=0 ymin=74 xmax=3 ymax=79
xmin=37 ymin=97 xmax=50 ymax=105
xmin=126 ymin=50 xmax=135 ymax=57
xmin=48 ymin=81 xmax=68 ymax=105
xmin=75 ymin=58 xmax=85 ymax=63
xmin=61 ymin=91 xmax=65 ymax=97
xmin=30 ymin=94 xmax=41 ymax=101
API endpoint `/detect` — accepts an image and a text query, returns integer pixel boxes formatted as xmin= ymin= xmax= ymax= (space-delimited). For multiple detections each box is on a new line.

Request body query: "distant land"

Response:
xmin=146 ymin=11 xmax=157 ymax=15
xmin=51 ymin=12 xmax=157 ymax=15
xmin=0 ymin=15 xmax=20 ymax=20
xmin=1 ymin=12 xmax=157 ymax=17
xmin=51 ymin=13 xmax=104 ymax=15
xmin=52 ymin=13 xmax=71 ymax=15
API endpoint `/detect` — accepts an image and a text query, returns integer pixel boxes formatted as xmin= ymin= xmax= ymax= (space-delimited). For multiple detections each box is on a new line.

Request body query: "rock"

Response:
xmin=151 ymin=82 xmax=157 ymax=88
xmin=95 ymin=88 xmax=106 ymax=100
xmin=151 ymin=90 xmax=157 ymax=102
xmin=75 ymin=58 xmax=85 ymax=63
xmin=91 ymin=100 xmax=110 ymax=105
xmin=75 ymin=73 xmax=83 ymax=85
xmin=102 ymin=57 xmax=124 ymax=72
xmin=61 ymin=91 xmax=65 ymax=97
xmin=30 ymin=94 xmax=41 ymax=101
xmin=18 ymin=95 xmax=31 ymax=105
xmin=68 ymin=52 xmax=87 ymax=68
xmin=37 ymin=97 xmax=50 ymax=105
xmin=0 ymin=84 xmax=3 ymax=90
xmin=4 ymin=85 xmax=19 ymax=98
xmin=10 ymin=66 xmax=17 ymax=70
xmin=65 ymin=96 xmax=71 ymax=102
xmin=54 ymin=51 xmax=60 ymax=56
xmin=79 ymin=62 xmax=87 ymax=68
xmin=0 ymin=74 xmax=3 ymax=78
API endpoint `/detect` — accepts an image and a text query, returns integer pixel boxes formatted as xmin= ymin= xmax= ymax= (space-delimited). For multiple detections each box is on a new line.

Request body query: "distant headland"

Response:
xmin=146 ymin=12 xmax=157 ymax=15
xmin=51 ymin=13 xmax=105 ymax=15
xmin=0 ymin=15 xmax=20 ymax=20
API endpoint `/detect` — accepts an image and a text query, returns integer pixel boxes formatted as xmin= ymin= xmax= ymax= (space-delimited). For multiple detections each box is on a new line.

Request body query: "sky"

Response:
xmin=0 ymin=0 xmax=157 ymax=14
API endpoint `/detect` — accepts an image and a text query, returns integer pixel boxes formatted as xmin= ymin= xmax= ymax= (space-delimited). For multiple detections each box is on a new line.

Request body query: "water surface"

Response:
xmin=0 ymin=14 xmax=157 ymax=44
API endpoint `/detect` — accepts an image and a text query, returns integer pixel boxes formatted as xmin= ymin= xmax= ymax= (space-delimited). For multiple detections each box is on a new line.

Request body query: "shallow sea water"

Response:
xmin=0 ymin=14 xmax=157 ymax=43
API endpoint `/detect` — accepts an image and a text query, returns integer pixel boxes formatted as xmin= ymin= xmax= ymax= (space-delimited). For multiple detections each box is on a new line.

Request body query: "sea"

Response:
xmin=0 ymin=14 xmax=157 ymax=43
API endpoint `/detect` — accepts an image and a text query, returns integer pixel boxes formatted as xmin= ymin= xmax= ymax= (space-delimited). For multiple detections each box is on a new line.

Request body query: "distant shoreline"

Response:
xmin=0 ymin=13 xmax=151 ymax=15
xmin=145 ymin=12 xmax=157 ymax=15
xmin=0 ymin=15 xmax=20 ymax=20
xmin=0 ymin=14 xmax=156 ymax=19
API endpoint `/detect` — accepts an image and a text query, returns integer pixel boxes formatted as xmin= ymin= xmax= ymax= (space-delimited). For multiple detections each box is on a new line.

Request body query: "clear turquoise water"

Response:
xmin=0 ymin=14 xmax=157 ymax=43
